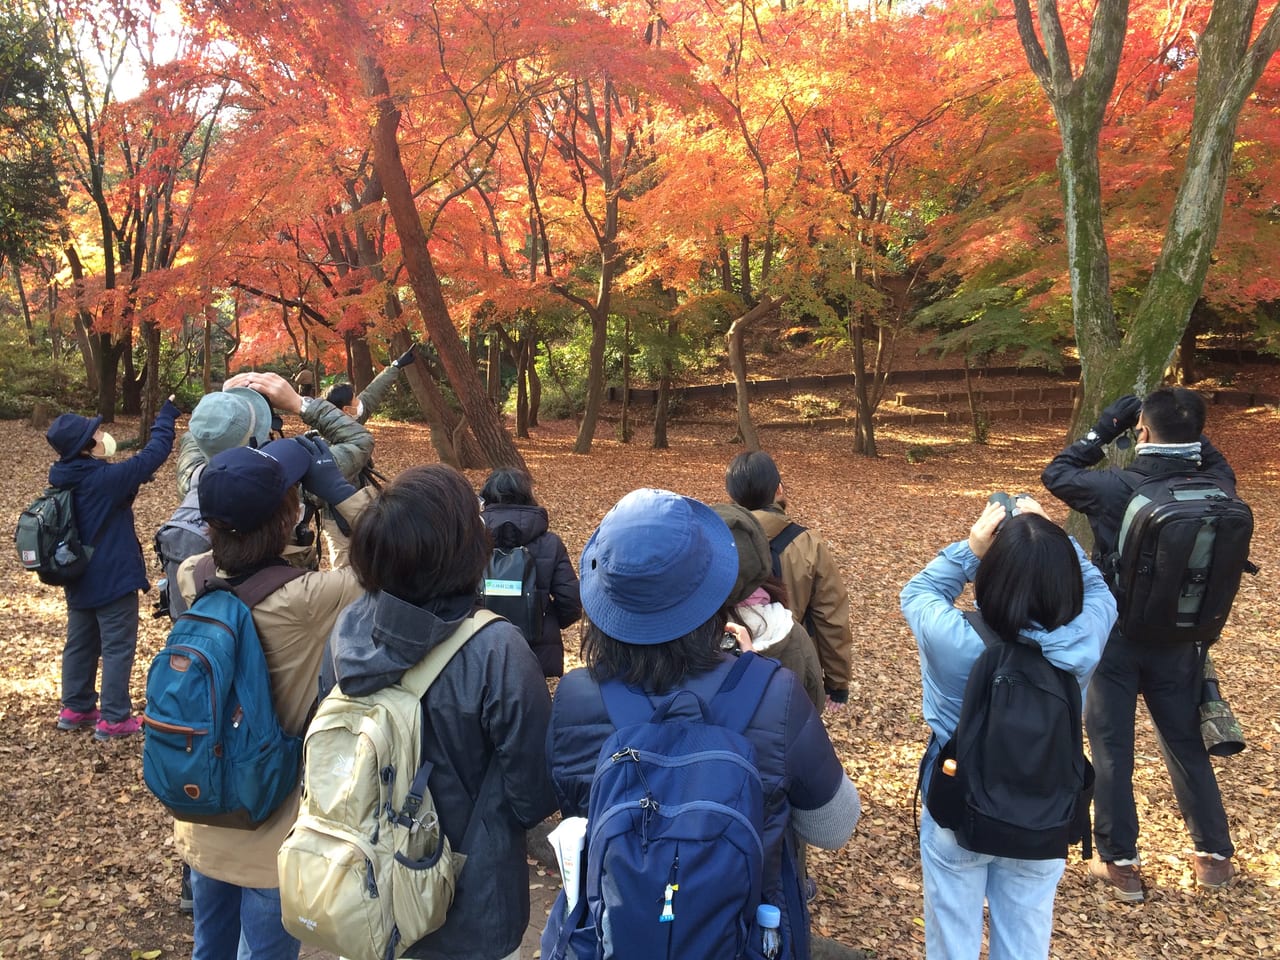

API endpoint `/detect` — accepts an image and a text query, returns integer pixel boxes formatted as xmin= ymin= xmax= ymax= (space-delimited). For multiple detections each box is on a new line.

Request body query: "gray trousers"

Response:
xmin=63 ymin=592 xmax=139 ymax=723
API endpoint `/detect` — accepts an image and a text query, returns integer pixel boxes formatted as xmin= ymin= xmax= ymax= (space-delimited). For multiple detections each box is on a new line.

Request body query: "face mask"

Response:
xmin=92 ymin=432 xmax=117 ymax=458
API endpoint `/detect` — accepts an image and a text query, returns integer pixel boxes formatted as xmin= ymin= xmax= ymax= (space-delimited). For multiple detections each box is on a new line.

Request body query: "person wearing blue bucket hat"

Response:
xmin=545 ymin=488 xmax=861 ymax=960
xmin=44 ymin=397 xmax=180 ymax=740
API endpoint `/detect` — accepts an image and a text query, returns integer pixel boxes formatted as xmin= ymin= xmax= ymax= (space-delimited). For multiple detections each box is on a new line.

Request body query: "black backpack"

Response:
xmin=15 ymin=486 xmax=94 ymax=585
xmin=479 ymin=543 xmax=543 ymax=644
xmin=768 ymin=522 xmax=807 ymax=579
xmin=924 ymin=611 xmax=1093 ymax=861
xmin=1108 ymin=472 xmax=1255 ymax=646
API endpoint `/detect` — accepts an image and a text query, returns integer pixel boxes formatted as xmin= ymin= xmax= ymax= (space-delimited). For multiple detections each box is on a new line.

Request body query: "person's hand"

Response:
xmin=724 ymin=621 xmax=753 ymax=653
xmin=1011 ymin=495 xmax=1048 ymax=520
xmin=1092 ymin=394 xmax=1142 ymax=443
xmin=968 ymin=500 xmax=1006 ymax=559
xmin=393 ymin=343 xmax=417 ymax=368
xmin=225 ymin=371 xmax=304 ymax=415
xmin=294 ymin=434 xmax=357 ymax=505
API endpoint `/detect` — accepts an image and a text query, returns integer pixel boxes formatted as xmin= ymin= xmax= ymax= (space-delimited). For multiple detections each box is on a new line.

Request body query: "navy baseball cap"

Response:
xmin=198 ymin=438 xmax=311 ymax=532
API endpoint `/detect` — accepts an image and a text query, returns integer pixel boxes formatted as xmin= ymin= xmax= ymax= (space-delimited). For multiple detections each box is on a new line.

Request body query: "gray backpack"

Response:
xmin=154 ymin=476 xmax=211 ymax=619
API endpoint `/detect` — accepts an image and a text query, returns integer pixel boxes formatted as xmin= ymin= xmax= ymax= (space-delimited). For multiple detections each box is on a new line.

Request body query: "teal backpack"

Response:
xmin=142 ymin=562 xmax=303 ymax=828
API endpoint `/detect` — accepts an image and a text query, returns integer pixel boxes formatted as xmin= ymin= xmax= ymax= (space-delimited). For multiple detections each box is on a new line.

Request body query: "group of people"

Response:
xmin=40 ymin=370 xmax=1242 ymax=959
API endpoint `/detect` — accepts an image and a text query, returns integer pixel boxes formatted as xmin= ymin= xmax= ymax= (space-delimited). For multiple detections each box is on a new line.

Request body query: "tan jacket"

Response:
xmin=751 ymin=504 xmax=853 ymax=693
xmin=171 ymin=486 xmax=374 ymax=888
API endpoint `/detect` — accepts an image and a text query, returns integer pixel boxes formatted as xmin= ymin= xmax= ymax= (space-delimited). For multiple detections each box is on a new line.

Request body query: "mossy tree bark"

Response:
xmin=1014 ymin=1 xmax=1280 ymax=435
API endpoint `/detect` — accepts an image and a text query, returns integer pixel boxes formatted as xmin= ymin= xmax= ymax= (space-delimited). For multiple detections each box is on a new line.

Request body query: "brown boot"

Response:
xmin=1089 ymin=856 xmax=1144 ymax=902
xmin=1192 ymin=854 xmax=1236 ymax=889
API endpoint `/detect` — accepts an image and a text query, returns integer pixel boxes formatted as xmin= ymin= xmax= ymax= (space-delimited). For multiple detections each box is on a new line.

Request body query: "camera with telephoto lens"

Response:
xmin=988 ymin=491 xmax=1031 ymax=522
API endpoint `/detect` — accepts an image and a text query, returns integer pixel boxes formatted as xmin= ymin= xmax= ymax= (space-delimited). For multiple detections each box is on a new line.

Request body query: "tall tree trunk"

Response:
xmin=203 ymin=306 xmax=214 ymax=393
xmin=349 ymin=334 xmax=375 ymax=394
xmin=574 ymin=309 xmax=609 ymax=454
xmin=353 ymin=46 xmax=524 ymax=469
xmin=140 ymin=320 xmax=162 ymax=443
xmin=487 ymin=335 xmax=503 ymax=404
xmin=1013 ymin=0 xmax=1280 ymax=436
xmin=726 ymin=298 xmax=778 ymax=451
xmin=653 ymin=317 xmax=676 ymax=450
xmin=389 ymin=329 xmax=484 ymax=468
xmin=514 ymin=336 xmax=530 ymax=439
xmin=528 ymin=347 xmax=541 ymax=428
xmin=95 ymin=334 xmax=123 ymax=422
xmin=848 ymin=312 xmax=877 ymax=457
xmin=12 ymin=265 xmax=35 ymax=347
xmin=619 ymin=316 xmax=632 ymax=444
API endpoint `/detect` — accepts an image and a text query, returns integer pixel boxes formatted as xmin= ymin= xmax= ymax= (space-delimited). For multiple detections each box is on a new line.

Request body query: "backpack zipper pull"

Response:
xmin=659 ymin=854 xmax=679 ymax=923
xmin=231 ymin=706 xmax=243 ymax=729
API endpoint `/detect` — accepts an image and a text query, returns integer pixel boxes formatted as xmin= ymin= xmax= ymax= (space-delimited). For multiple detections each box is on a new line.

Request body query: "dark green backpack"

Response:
xmin=15 ymin=486 xmax=94 ymax=585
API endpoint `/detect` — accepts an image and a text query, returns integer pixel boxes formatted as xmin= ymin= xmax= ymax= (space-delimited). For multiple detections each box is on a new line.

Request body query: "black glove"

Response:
xmin=1090 ymin=394 xmax=1142 ymax=443
xmin=393 ymin=343 xmax=418 ymax=368
xmin=294 ymin=434 xmax=357 ymax=505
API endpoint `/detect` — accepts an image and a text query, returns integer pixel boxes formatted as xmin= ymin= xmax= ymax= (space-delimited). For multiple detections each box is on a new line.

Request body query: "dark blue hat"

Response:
xmin=46 ymin=414 xmax=103 ymax=463
xmin=580 ymin=488 xmax=739 ymax=646
xmin=198 ymin=438 xmax=311 ymax=532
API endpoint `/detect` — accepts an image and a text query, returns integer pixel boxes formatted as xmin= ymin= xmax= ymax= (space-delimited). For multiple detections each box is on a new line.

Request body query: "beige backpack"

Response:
xmin=278 ymin=611 xmax=497 ymax=960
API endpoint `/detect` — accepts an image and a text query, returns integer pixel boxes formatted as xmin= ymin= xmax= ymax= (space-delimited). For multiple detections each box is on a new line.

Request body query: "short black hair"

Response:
xmin=325 ymin=382 xmax=355 ymax=409
xmin=725 ymin=451 xmax=781 ymax=511
xmin=974 ymin=513 xmax=1083 ymax=644
xmin=209 ymin=487 xmax=299 ymax=576
xmin=480 ymin=467 xmax=536 ymax=506
xmin=1141 ymin=386 xmax=1205 ymax=444
xmin=580 ymin=616 xmax=726 ymax=695
xmin=349 ymin=464 xmax=491 ymax=604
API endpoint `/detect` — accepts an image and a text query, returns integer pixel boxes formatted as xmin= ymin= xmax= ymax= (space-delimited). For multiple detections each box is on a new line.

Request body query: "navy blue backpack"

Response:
xmin=142 ymin=562 xmax=303 ymax=828
xmin=543 ymin=653 xmax=786 ymax=960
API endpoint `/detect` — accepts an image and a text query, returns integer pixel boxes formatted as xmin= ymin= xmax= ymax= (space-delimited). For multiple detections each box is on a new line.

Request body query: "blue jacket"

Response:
xmin=548 ymin=654 xmax=859 ymax=954
xmin=49 ymin=402 xmax=178 ymax=609
xmin=900 ymin=537 xmax=1117 ymax=786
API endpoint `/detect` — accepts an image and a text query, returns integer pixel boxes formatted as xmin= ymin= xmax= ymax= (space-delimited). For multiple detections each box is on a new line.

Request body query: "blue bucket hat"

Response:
xmin=46 ymin=413 xmax=103 ymax=462
xmin=579 ymin=488 xmax=739 ymax=646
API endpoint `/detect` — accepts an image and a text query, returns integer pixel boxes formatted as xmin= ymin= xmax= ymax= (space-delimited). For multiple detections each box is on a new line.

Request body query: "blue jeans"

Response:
xmin=189 ymin=869 xmax=299 ymax=960
xmin=919 ymin=808 xmax=1065 ymax=960
xmin=63 ymin=592 xmax=138 ymax=722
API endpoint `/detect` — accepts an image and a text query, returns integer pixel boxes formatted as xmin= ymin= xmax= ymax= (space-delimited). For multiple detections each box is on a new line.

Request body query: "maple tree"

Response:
xmin=1010 ymin=0 xmax=1280 ymax=428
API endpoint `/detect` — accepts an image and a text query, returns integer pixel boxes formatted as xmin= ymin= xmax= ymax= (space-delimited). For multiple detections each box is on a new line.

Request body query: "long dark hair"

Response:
xmin=581 ymin=615 xmax=727 ymax=695
xmin=974 ymin=513 xmax=1083 ymax=644
xmin=349 ymin=464 xmax=491 ymax=605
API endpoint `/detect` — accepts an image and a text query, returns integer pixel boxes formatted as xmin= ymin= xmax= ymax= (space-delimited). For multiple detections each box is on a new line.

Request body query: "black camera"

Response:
xmin=988 ymin=491 xmax=1030 ymax=521
xmin=152 ymin=577 xmax=171 ymax=620
xmin=720 ymin=631 xmax=741 ymax=655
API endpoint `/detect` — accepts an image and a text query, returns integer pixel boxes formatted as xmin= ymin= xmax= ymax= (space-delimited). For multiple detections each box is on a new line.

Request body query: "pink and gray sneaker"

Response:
xmin=56 ymin=708 xmax=101 ymax=731
xmin=94 ymin=716 xmax=143 ymax=741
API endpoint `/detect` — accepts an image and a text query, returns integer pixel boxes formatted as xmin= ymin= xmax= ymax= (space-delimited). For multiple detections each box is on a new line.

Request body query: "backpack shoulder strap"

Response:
xmin=962 ymin=609 xmax=1002 ymax=649
xmin=768 ymin=522 xmax=807 ymax=578
xmin=707 ymin=651 xmax=779 ymax=733
xmin=398 ymin=609 xmax=501 ymax=700
xmin=195 ymin=558 xmax=305 ymax=609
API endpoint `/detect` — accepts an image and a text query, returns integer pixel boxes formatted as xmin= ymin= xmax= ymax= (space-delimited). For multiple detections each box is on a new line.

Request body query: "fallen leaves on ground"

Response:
xmin=1 ymin=388 xmax=1277 ymax=959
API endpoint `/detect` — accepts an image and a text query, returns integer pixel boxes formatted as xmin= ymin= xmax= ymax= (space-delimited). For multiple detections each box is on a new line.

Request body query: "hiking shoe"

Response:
xmin=94 ymin=716 xmax=143 ymax=741
xmin=56 ymin=708 xmax=100 ymax=731
xmin=1193 ymin=853 xmax=1236 ymax=889
xmin=1089 ymin=857 xmax=1144 ymax=902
